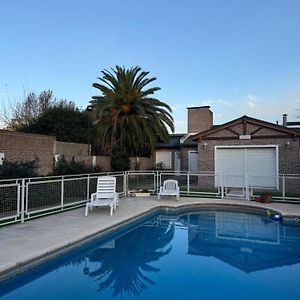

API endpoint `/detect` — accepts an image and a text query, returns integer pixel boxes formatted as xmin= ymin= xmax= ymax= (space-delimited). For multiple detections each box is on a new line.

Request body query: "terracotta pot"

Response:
xmin=261 ymin=193 xmax=272 ymax=203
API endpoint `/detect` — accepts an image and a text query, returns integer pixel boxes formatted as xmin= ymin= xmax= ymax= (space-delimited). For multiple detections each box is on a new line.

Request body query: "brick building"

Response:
xmin=155 ymin=107 xmax=300 ymax=186
xmin=0 ymin=130 xmax=153 ymax=176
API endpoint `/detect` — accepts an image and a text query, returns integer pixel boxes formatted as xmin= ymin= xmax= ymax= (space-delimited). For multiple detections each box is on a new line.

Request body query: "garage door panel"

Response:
xmin=215 ymin=147 xmax=277 ymax=188
xmin=246 ymin=148 xmax=277 ymax=187
xmin=216 ymin=149 xmax=245 ymax=187
xmin=216 ymin=149 xmax=245 ymax=175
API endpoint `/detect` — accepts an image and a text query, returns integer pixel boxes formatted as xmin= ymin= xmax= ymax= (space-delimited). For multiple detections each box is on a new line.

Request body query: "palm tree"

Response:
xmin=90 ymin=66 xmax=174 ymax=156
xmin=85 ymin=223 xmax=175 ymax=297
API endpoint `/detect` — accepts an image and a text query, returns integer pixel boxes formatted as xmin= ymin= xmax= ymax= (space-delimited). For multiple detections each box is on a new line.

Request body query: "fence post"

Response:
xmin=61 ymin=176 xmax=64 ymax=209
xmin=21 ymin=179 xmax=26 ymax=223
xmin=87 ymin=174 xmax=90 ymax=201
xmin=245 ymin=175 xmax=249 ymax=200
xmin=282 ymin=174 xmax=285 ymax=201
xmin=221 ymin=175 xmax=224 ymax=199
xmin=124 ymin=172 xmax=127 ymax=196
xmin=157 ymin=171 xmax=160 ymax=194
xmin=187 ymin=172 xmax=190 ymax=195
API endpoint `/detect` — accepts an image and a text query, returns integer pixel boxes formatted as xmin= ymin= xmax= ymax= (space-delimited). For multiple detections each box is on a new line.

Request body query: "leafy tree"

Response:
xmin=18 ymin=103 xmax=93 ymax=144
xmin=110 ymin=148 xmax=130 ymax=171
xmin=90 ymin=66 xmax=174 ymax=160
xmin=1 ymin=90 xmax=67 ymax=130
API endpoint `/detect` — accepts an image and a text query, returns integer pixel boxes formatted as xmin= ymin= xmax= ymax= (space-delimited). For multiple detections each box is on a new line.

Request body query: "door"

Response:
xmin=174 ymin=151 xmax=181 ymax=174
xmin=189 ymin=151 xmax=198 ymax=173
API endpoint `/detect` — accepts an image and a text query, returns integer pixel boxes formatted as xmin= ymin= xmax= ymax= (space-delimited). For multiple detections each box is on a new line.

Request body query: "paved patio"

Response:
xmin=1 ymin=196 xmax=300 ymax=281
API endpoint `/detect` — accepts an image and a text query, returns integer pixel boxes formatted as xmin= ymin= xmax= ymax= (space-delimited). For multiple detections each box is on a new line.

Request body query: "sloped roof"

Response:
xmin=156 ymin=134 xmax=184 ymax=149
xmin=287 ymin=121 xmax=300 ymax=132
xmin=156 ymin=133 xmax=198 ymax=149
xmin=192 ymin=115 xmax=300 ymax=140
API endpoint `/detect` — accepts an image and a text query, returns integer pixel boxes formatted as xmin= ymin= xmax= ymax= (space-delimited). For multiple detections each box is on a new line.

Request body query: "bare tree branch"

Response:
xmin=0 ymin=90 xmax=74 ymax=130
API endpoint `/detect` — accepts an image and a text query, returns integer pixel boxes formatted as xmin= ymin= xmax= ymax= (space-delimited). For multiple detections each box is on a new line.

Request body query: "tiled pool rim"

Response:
xmin=1 ymin=197 xmax=300 ymax=282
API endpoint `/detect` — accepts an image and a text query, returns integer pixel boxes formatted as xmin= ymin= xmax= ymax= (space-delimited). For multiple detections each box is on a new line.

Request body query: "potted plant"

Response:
xmin=261 ymin=192 xmax=272 ymax=203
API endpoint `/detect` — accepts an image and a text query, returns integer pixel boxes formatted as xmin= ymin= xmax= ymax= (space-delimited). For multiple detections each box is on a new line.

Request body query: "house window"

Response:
xmin=156 ymin=151 xmax=172 ymax=169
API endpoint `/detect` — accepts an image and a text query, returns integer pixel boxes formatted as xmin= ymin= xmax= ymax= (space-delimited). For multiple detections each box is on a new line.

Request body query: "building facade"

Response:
xmin=155 ymin=107 xmax=300 ymax=183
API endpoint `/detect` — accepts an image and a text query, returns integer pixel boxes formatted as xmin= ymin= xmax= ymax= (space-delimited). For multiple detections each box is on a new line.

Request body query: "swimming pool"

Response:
xmin=1 ymin=209 xmax=300 ymax=299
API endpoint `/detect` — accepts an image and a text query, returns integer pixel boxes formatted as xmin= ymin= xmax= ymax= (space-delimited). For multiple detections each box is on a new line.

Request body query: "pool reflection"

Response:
xmin=80 ymin=211 xmax=300 ymax=297
xmin=82 ymin=224 xmax=175 ymax=296
xmin=2 ymin=211 xmax=300 ymax=299
xmin=179 ymin=211 xmax=300 ymax=273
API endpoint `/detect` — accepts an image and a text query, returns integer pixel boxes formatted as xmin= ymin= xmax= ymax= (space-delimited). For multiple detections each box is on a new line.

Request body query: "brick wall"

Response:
xmin=187 ymin=106 xmax=213 ymax=133
xmin=55 ymin=141 xmax=92 ymax=166
xmin=180 ymin=147 xmax=198 ymax=171
xmin=197 ymin=138 xmax=300 ymax=174
xmin=0 ymin=130 xmax=55 ymax=175
xmin=129 ymin=157 xmax=153 ymax=170
xmin=95 ymin=156 xmax=111 ymax=171
xmin=55 ymin=141 xmax=89 ymax=157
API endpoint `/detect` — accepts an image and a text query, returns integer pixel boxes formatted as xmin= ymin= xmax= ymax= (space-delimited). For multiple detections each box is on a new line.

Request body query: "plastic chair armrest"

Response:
xmin=91 ymin=192 xmax=97 ymax=201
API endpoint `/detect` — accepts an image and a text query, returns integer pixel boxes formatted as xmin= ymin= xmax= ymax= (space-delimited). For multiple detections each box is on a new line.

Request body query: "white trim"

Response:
xmin=215 ymin=145 xmax=278 ymax=149
xmin=275 ymin=145 xmax=279 ymax=187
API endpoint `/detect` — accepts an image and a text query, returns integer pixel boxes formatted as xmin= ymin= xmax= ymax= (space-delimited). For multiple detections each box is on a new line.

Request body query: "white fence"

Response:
xmin=0 ymin=171 xmax=299 ymax=226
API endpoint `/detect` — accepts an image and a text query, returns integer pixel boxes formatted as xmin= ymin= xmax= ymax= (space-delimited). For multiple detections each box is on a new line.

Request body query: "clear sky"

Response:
xmin=1 ymin=0 xmax=300 ymax=132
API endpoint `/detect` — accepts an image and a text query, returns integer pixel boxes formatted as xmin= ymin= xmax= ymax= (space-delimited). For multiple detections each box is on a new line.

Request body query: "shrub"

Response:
xmin=0 ymin=159 xmax=38 ymax=179
xmin=155 ymin=162 xmax=166 ymax=170
xmin=51 ymin=157 xmax=102 ymax=175
xmin=111 ymin=149 xmax=129 ymax=172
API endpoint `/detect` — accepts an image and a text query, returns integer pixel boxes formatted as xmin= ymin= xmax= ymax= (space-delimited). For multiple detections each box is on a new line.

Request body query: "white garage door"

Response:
xmin=215 ymin=147 xmax=278 ymax=188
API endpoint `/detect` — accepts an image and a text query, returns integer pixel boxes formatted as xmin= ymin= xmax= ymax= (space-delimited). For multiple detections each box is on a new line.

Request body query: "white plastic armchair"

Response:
xmin=85 ymin=176 xmax=119 ymax=216
xmin=158 ymin=179 xmax=180 ymax=200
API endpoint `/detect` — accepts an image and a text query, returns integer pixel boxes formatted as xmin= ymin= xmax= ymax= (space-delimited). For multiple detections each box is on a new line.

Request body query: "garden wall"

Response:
xmin=0 ymin=130 xmax=55 ymax=175
xmin=129 ymin=157 xmax=153 ymax=171
xmin=55 ymin=141 xmax=92 ymax=165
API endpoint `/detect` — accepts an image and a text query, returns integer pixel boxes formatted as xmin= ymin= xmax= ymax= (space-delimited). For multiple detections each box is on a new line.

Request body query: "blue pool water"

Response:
xmin=1 ymin=210 xmax=300 ymax=299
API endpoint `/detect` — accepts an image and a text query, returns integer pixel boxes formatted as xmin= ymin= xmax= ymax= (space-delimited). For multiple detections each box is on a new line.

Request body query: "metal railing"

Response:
xmin=0 ymin=171 xmax=299 ymax=226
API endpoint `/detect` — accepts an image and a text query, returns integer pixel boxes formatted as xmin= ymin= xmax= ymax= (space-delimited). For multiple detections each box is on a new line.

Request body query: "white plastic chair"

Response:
xmin=85 ymin=176 xmax=119 ymax=216
xmin=158 ymin=179 xmax=180 ymax=200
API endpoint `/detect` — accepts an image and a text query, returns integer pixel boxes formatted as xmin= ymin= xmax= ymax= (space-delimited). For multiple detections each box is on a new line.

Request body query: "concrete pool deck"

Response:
xmin=1 ymin=196 xmax=300 ymax=281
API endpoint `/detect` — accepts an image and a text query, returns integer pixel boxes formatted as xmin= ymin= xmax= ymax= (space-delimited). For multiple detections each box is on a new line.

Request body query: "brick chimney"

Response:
xmin=187 ymin=106 xmax=213 ymax=133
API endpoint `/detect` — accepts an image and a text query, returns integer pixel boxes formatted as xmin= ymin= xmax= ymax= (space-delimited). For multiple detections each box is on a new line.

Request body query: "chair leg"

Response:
xmin=110 ymin=205 xmax=113 ymax=216
xmin=85 ymin=204 xmax=89 ymax=216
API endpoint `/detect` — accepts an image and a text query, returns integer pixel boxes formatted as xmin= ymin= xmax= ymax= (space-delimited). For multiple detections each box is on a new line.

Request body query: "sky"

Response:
xmin=0 ymin=0 xmax=300 ymax=132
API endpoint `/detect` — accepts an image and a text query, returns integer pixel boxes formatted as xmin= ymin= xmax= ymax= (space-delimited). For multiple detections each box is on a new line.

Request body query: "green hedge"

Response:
xmin=0 ymin=160 xmax=38 ymax=179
